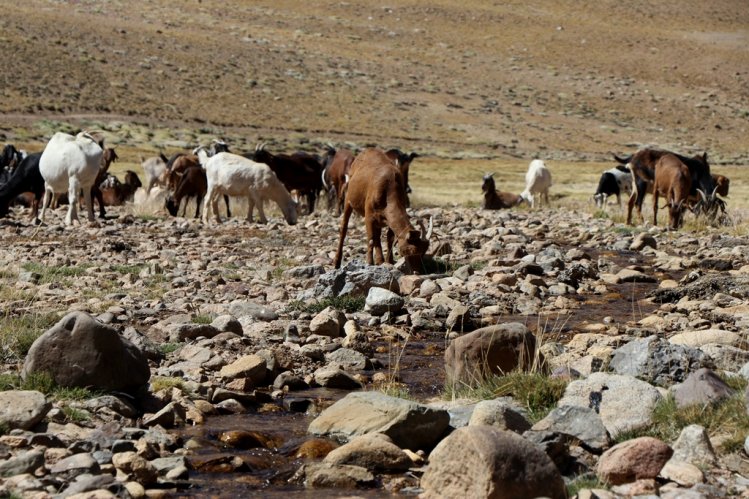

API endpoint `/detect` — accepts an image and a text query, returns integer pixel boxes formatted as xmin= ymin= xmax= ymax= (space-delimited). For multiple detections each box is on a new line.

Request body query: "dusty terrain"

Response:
xmin=1 ymin=0 xmax=748 ymax=164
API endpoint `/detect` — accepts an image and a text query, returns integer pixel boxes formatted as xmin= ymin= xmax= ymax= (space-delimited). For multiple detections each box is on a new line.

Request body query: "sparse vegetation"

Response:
xmin=446 ymin=371 xmax=568 ymax=423
xmin=286 ymin=295 xmax=366 ymax=315
xmin=0 ymin=311 xmax=60 ymax=362
xmin=191 ymin=314 xmax=214 ymax=324
xmin=151 ymin=376 xmax=190 ymax=394
xmin=614 ymin=393 xmax=749 ymax=455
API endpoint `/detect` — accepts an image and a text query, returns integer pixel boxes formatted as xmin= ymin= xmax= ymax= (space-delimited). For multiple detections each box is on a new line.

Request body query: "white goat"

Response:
xmin=520 ymin=159 xmax=552 ymax=208
xmin=141 ymin=153 xmax=169 ymax=196
xmin=39 ymin=131 xmax=103 ymax=225
xmin=195 ymin=148 xmax=298 ymax=225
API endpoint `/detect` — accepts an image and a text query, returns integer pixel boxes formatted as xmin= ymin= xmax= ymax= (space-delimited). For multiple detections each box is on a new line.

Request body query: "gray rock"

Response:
xmin=302 ymin=462 xmax=375 ymax=489
xmin=557 ymin=372 xmax=663 ymax=438
xmin=364 ymin=287 xmax=404 ymax=316
xmin=468 ymin=399 xmax=531 ymax=434
xmin=700 ymin=343 xmax=749 ymax=372
xmin=0 ymin=450 xmax=44 ymax=478
xmin=283 ymin=264 xmax=326 ymax=279
xmin=420 ymin=425 xmax=566 ymax=499
xmin=211 ymin=315 xmax=244 ymax=335
xmin=630 ymin=233 xmax=657 ymax=251
xmin=445 ymin=323 xmax=536 ymax=387
xmin=228 ymin=300 xmax=279 ymax=321
xmin=323 ymin=433 xmax=413 ymax=471
xmin=313 ymin=364 xmax=362 ymax=390
xmin=0 ymin=390 xmax=51 ymax=431
xmin=58 ymin=473 xmax=121 ymax=497
xmin=445 ymin=304 xmax=475 ymax=333
xmin=22 ymin=311 xmax=150 ymax=394
xmin=309 ymin=306 xmax=347 ymax=338
xmin=49 ymin=452 xmax=101 ymax=479
xmin=308 ymin=391 xmax=449 ymax=450
xmin=324 ymin=348 xmax=370 ymax=371
xmin=304 ymin=260 xmax=402 ymax=299
xmin=672 ymin=368 xmax=734 ymax=408
xmin=671 ymin=425 xmax=717 ymax=467
xmin=609 ymin=335 xmax=710 ymax=387
xmin=532 ymin=405 xmax=611 ymax=452
xmin=168 ymin=323 xmax=220 ymax=342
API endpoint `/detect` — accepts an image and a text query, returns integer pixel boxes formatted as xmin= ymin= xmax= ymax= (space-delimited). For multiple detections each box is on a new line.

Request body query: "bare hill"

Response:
xmin=1 ymin=0 xmax=748 ymax=162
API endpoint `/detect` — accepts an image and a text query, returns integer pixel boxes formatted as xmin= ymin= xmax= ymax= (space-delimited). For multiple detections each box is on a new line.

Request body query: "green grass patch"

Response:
xmin=21 ymin=262 xmax=92 ymax=284
xmin=614 ymin=393 xmax=749 ymax=454
xmin=287 ymin=295 xmax=366 ymax=315
xmin=151 ymin=376 xmax=190 ymax=393
xmin=0 ymin=311 xmax=61 ymax=362
xmin=446 ymin=371 xmax=568 ymax=423
xmin=110 ymin=264 xmax=147 ymax=276
xmin=566 ymin=474 xmax=608 ymax=497
xmin=62 ymin=406 xmax=90 ymax=423
xmin=158 ymin=342 xmax=182 ymax=355
xmin=191 ymin=314 xmax=214 ymax=324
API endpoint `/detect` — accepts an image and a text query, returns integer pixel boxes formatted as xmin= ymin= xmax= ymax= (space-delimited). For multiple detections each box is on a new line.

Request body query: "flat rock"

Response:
xmin=0 ymin=390 xmax=51 ymax=431
xmin=597 ymin=436 xmax=673 ymax=485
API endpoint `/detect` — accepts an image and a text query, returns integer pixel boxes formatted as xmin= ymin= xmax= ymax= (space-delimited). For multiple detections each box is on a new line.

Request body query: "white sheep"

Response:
xmin=195 ymin=148 xmax=298 ymax=225
xmin=520 ymin=159 xmax=552 ymax=208
xmin=38 ymin=131 xmax=103 ymax=225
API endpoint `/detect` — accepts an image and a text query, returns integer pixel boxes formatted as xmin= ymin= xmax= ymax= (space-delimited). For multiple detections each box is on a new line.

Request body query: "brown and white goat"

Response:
xmin=165 ymin=164 xmax=206 ymax=218
xmin=333 ymin=148 xmax=430 ymax=272
xmin=652 ymin=154 xmax=692 ymax=230
xmin=323 ymin=147 xmax=356 ymax=215
xmin=100 ymin=170 xmax=142 ymax=206
xmin=482 ymin=173 xmax=522 ymax=209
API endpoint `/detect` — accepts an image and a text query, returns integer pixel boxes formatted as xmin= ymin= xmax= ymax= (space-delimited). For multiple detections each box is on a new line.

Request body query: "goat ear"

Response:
xmin=409 ymin=152 xmax=419 ymax=160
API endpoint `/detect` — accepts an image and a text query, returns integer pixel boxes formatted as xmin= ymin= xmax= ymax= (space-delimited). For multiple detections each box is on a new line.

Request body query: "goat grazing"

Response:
xmin=90 ymin=147 xmax=119 ymax=218
xmin=333 ymin=148 xmax=430 ymax=272
xmin=165 ymin=164 xmax=207 ymax=218
xmin=0 ymin=152 xmax=44 ymax=223
xmin=39 ymin=132 xmax=103 ymax=225
xmin=652 ymin=153 xmax=692 ymax=230
xmin=593 ymin=165 xmax=632 ymax=209
xmin=520 ymin=159 xmax=552 ymax=208
xmin=249 ymin=144 xmax=324 ymax=214
xmin=482 ymin=173 xmax=522 ymax=209
xmin=196 ymin=149 xmax=297 ymax=225
xmin=1 ymin=144 xmax=25 ymax=172
xmin=618 ymin=148 xmax=715 ymax=225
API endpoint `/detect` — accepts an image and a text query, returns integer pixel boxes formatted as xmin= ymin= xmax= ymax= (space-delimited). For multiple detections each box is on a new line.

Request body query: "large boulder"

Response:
xmin=420 ymin=425 xmax=566 ymax=499
xmin=323 ymin=433 xmax=413 ymax=471
xmin=609 ymin=335 xmax=710 ymax=387
xmin=445 ymin=323 xmax=536 ymax=387
xmin=531 ymin=405 xmax=611 ymax=452
xmin=300 ymin=260 xmax=402 ymax=299
xmin=557 ymin=372 xmax=662 ymax=439
xmin=22 ymin=312 xmax=150 ymax=394
xmin=672 ymin=368 xmax=735 ymax=408
xmin=308 ymin=392 xmax=449 ymax=450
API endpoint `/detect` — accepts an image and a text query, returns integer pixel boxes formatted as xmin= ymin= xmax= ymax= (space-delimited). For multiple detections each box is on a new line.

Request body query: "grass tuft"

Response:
xmin=287 ymin=295 xmax=366 ymax=314
xmin=446 ymin=371 xmax=568 ymax=423
xmin=151 ymin=376 xmax=190 ymax=393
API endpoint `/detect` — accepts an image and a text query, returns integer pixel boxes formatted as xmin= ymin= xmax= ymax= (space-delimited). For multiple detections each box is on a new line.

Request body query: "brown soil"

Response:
xmin=1 ymin=1 xmax=748 ymax=162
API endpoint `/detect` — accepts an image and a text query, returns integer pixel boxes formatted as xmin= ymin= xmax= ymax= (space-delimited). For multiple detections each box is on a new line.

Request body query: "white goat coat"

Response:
xmin=199 ymin=151 xmax=297 ymax=225
xmin=520 ymin=159 xmax=552 ymax=208
xmin=141 ymin=155 xmax=167 ymax=195
xmin=39 ymin=132 xmax=103 ymax=225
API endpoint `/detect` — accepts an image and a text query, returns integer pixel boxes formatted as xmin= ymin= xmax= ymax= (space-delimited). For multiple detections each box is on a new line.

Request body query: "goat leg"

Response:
xmin=385 ymin=228 xmax=396 ymax=264
xmin=334 ymin=203 xmax=353 ymax=269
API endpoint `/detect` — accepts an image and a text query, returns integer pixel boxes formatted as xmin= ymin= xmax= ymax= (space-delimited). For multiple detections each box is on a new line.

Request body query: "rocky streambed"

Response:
xmin=1 ymin=204 xmax=749 ymax=498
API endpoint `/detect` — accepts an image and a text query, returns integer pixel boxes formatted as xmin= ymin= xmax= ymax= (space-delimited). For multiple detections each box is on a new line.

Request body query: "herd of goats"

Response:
xmin=0 ymin=131 xmax=731 ymax=273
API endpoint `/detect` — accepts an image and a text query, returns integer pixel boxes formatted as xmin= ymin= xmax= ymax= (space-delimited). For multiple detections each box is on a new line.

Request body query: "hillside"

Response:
xmin=1 ymin=0 xmax=748 ymax=163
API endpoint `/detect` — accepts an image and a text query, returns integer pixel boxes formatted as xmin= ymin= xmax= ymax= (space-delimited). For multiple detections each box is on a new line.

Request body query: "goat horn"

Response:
xmin=711 ymin=186 xmax=718 ymax=199
xmin=697 ymin=189 xmax=707 ymax=203
xmin=420 ymin=216 xmax=434 ymax=241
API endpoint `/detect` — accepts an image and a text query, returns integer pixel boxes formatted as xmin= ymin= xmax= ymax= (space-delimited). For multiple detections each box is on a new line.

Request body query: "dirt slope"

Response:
xmin=1 ymin=0 xmax=747 ymax=162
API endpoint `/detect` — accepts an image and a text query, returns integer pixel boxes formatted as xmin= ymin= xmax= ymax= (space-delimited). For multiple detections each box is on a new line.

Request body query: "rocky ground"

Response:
xmin=1 ymin=201 xmax=749 ymax=497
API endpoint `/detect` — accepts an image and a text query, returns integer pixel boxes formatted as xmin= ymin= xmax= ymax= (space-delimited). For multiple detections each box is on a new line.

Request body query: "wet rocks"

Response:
xmin=308 ymin=392 xmax=450 ymax=450
xmin=323 ymin=433 xmax=413 ymax=472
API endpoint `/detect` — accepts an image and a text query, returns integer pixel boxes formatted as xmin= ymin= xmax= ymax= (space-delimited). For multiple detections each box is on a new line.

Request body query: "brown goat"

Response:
xmin=324 ymin=147 xmax=356 ymax=215
xmin=100 ymin=170 xmax=142 ymax=206
xmin=165 ymin=164 xmax=206 ymax=218
xmin=333 ymin=148 xmax=430 ymax=272
xmin=652 ymin=154 xmax=692 ymax=230
xmin=712 ymin=173 xmax=729 ymax=197
xmin=481 ymin=173 xmax=522 ymax=209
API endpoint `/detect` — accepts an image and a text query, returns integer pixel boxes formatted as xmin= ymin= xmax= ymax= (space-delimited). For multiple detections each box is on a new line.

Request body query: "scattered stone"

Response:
xmin=597 ymin=437 xmax=673 ymax=485
xmin=672 ymin=368 xmax=735 ymax=408
xmin=531 ymin=405 xmax=610 ymax=452
xmin=323 ymin=433 xmax=413 ymax=471
xmin=468 ymin=399 xmax=531 ymax=434
xmin=364 ymin=287 xmax=405 ymax=316
xmin=0 ymin=391 xmax=51 ymax=431
xmin=420 ymin=425 xmax=566 ymax=499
